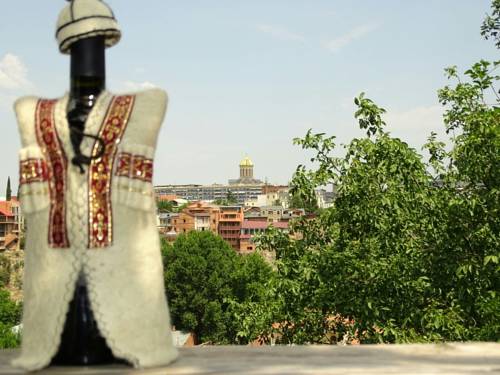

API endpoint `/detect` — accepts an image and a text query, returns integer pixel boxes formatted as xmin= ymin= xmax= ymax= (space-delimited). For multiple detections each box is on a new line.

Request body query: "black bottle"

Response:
xmin=51 ymin=36 xmax=117 ymax=366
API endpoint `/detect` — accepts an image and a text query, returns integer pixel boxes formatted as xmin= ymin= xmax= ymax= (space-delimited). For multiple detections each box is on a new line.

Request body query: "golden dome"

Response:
xmin=239 ymin=156 xmax=254 ymax=167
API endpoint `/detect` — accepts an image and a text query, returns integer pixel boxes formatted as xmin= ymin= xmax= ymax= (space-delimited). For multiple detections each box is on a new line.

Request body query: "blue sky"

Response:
xmin=0 ymin=1 xmax=497 ymax=190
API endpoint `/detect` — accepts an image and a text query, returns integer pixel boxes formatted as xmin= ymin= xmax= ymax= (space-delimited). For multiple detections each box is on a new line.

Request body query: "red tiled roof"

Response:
xmin=242 ymin=221 xmax=268 ymax=229
xmin=0 ymin=201 xmax=13 ymax=217
xmin=241 ymin=220 xmax=289 ymax=229
xmin=273 ymin=222 xmax=289 ymax=229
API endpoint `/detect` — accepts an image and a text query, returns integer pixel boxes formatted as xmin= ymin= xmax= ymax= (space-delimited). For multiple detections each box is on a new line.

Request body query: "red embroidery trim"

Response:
xmin=115 ymin=152 xmax=153 ymax=182
xmin=133 ymin=155 xmax=153 ymax=182
xmin=88 ymin=95 xmax=135 ymax=248
xmin=115 ymin=152 xmax=132 ymax=177
xmin=35 ymin=99 xmax=70 ymax=248
xmin=19 ymin=158 xmax=48 ymax=185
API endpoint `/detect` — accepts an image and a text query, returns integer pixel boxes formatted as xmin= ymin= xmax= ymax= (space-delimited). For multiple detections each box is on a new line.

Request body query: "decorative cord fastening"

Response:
xmin=69 ymin=126 xmax=105 ymax=173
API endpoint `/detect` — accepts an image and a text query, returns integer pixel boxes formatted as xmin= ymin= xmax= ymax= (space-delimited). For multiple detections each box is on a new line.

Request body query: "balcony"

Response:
xmin=219 ymin=223 xmax=241 ymax=228
xmin=220 ymin=233 xmax=241 ymax=238
xmin=219 ymin=217 xmax=240 ymax=222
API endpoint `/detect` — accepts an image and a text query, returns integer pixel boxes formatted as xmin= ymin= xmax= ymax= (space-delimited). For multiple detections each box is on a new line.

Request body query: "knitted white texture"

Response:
xmin=56 ymin=0 xmax=120 ymax=54
xmin=12 ymin=97 xmax=81 ymax=371
xmin=18 ymin=146 xmax=50 ymax=213
xmin=114 ymin=143 xmax=155 ymax=211
xmin=12 ymin=89 xmax=178 ymax=371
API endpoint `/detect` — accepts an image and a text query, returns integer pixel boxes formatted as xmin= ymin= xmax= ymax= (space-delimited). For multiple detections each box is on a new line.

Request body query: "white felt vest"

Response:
xmin=12 ymin=89 xmax=178 ymax=371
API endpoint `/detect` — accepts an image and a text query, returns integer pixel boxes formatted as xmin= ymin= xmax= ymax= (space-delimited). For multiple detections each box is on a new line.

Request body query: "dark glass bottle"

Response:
xmin=51 ymin=283 xmax=115 ymax=365
xmin=51 ymin=36 xmax=117 ymax=366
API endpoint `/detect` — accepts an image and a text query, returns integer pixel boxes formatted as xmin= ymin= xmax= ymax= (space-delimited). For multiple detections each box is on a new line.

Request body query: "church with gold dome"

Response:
xmin=155 ymin=155 xmax=268 ymax=204
xmin=228 ymin=155 xmax=263 ymax=185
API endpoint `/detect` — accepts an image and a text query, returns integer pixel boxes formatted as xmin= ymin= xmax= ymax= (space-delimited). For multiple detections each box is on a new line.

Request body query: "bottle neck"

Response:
xmin=70 ymin=76 xmax=106 ymax=99
xmin=67 ymin=36 xmax=107 ymax=173
xmin=69 ymin=36 xmax=106 ymax=99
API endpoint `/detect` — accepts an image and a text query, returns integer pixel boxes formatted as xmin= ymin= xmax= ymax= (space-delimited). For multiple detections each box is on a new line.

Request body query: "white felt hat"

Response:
xmin=56 ymin=0 xmax=121 ymax=54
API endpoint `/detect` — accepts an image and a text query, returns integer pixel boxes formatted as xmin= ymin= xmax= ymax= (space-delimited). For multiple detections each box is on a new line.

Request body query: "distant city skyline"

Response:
xmin=1 ymin=1 xmax=498 ymax=190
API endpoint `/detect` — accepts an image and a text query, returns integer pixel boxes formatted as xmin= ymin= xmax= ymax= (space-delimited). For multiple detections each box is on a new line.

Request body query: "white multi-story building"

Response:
xmin=244 ymin=188 xmax=290 ymax=208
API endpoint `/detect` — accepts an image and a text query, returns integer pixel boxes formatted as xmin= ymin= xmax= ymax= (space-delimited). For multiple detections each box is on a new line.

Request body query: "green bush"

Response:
xmin=0 ymin=289 xmax=22 ymax=349
xmin=162 ymin=232 xmax=272 ymax=344
xmin=0 ymin=323 xmax=20 ymax=349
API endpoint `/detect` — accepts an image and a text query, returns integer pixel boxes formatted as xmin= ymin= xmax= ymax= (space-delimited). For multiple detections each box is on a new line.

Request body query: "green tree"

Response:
xmin=481 ymin=0 xmax=500 ymax=48
xmin=232 ymin=252 xmax=274 ymax=303
xmin=288 ymin=187 xmax=318 ymax=213
xmin=214 ymin=190 xmax=239 ymax=206
xmin=157 ymin=200 xmax=174 ymax=212
xmin=246 ymin=94 xmax=439 ymax=344
xmin=0 ymin=289 xmax=22 ymax=349
xmin=226 ymin=252 xmax=275 ymax=344
xmin=176 ymin=202 xmax=188 ymax=212
xmin=234 ymin=2 xmax=500 ymax=343
xmin=226 ymin=190 xmax=238 ymax=205
xmin=162 ymin=231 xmax=272 ymax=343
xmin=0 ymin=255 xmax=11 ymax=287
xmin=430 ymin=61 xmax=500 ymax=341
xmin=157 ymin=200 xmax=189 ymax=213
xmin=5 ymin=177 xmax=11 ymax=202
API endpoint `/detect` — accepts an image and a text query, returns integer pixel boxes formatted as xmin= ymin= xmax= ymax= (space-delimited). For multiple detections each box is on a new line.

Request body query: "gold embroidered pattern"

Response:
xmin=19 ymin=158 xmax=48 ymax=185
xmin=35 ymin=99 xmax=70 ymax=248
xmin=115 ymin=152 xmax=132 ymax=177
xmin=115 ymin=152 xmax=153 ymax=182
xmin=88 ymin=95 xmax=135 ymax=248
xmin=133 ymin=155 xmax=153 ymax=182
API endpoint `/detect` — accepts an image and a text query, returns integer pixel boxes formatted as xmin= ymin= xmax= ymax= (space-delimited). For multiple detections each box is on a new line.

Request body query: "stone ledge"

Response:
xmin=1 ymin=343 xmax=500 ymax=374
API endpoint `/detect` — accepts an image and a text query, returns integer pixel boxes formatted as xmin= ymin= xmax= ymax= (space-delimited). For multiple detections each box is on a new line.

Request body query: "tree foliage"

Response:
xmin=0 ymin=289 xmax=21 ymax=348
xmin=156 ymin=200 xmax=188 ymax=213
xmin=482 ymin=0 xmax=500 ymax=48
xmin=0 ymin=256 xmax=11 ymax=287
xmin=162 ymin=231 xmax=272 ymax=344
xmin=288 ymin=186 xmax=318 ymax=213
xmin=157 ymin=200 xmax=175 ymax=213
xmin=213 ymin=190 xmax=239 ymax=206
xmin=230 ymin=6 xmax=500 ymax=344
xmin=5 ymin=177 xmax=11 ymax=201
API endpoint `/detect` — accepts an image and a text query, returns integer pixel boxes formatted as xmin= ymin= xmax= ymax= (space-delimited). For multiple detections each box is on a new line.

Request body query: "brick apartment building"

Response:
xmin=239 ymin=220 xmax=289 ymax=253
xmin=218 ymin=206 xmax=244 ymax=250
xmin=157 ymin=212 xmax=179 ymax=235
xmin=0 ymin=198 xmax=22 ymax=251
xmin=245 ymin=206 xmax=304 ymax=223
xmin=171 ymin=201 xmax=220 ymax=236
xmin=158 ymin=200 xmax=305 ymax=253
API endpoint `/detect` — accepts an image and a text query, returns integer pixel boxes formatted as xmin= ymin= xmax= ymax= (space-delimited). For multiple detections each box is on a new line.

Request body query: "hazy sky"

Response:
xmin=0 ymin=1 xmax=497 ymax=190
